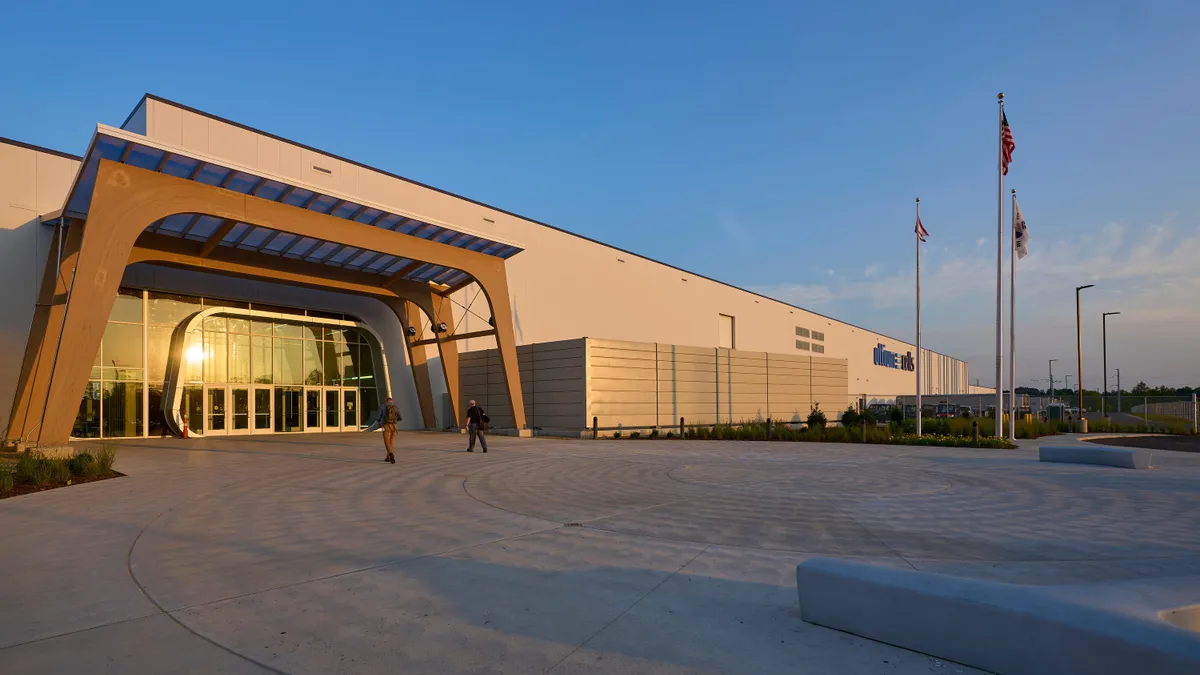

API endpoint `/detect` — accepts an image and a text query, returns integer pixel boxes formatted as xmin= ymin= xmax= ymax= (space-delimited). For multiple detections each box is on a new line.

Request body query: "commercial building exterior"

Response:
xmin=1 ymin=95 xmax=975 ymax=443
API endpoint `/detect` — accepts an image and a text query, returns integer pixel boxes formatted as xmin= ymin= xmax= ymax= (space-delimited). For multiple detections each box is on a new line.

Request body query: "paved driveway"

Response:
xmin=3 ymin=433 xmax=1199 ymax=674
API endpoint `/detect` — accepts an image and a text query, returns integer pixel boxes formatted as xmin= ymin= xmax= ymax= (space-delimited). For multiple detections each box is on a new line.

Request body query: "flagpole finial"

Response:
xmin=998 ymin=92 xmax=1004 ymax=100
xmin=1011 ymin=189 xmax=1016 ymax=195
xmin=915 ymin=197 xmax=920 ymax=203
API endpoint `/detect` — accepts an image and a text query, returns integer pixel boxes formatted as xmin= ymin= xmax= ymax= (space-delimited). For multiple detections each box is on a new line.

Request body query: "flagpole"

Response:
xmin=1009 ymin=188 xmax=1017 ymax=440
xmin=915 ymin=197 xmax=922 ymax=438
xmin=995 ymin=93 xmax=1005 ymax=438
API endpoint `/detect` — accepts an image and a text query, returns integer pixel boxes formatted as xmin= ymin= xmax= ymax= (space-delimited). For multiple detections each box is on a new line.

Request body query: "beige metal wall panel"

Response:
xmin=4 ymin=149 xmax=37 ymax=210
xmin=658 ymin=362 xmax=717 ymax=378
xmin=256 ymin=136 xmax=282 ymax=176
xmin=0 ymin=142 xmax=80 ymax=435
xmin=180 ymin=109 xmax=211 ymax=154
xmin=209 ymin=120 xmax=258 ymax=169
xmin=138 ymin=98 xmax=971 ymax=397
xmin=278 ymin=142 xmax=304 ymax=183
xmin=148 ymin=99 xmax=183 ymax=145
xmin=590 ymin=391 xmax=657 ymax=406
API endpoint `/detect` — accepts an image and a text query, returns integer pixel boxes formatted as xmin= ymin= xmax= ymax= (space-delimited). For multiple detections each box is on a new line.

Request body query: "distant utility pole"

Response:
xmin=1048 ymin=359 xmax=1057 ymax=399
xmin=1116 ymin=368 xmax=1121 ymax=413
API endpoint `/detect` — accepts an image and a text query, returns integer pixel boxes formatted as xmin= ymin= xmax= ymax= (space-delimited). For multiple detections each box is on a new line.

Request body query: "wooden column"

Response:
xmin=471 ymin=270 xmax=527 ymax=431
xmin=39 ymin=181 xmax=149 ymax=444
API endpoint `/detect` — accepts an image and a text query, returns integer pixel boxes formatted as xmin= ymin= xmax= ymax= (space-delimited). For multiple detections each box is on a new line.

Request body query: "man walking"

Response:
xmin=465 ymin=399 xmax=488 ymax=453
xmin=379 ymin=397 xmax=401 ymax=463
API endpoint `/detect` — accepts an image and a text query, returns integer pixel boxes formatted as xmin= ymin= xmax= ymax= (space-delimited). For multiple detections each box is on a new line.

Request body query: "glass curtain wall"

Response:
xmin=73 ymin=287 xmax=381 ymax=438
xmin=74 ymin=288 xmax=144 ymax=438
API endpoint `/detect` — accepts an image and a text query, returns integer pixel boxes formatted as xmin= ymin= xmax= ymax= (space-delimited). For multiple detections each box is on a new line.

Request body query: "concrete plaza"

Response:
xmin=3 ymin=432 xmax=1199 ymax=674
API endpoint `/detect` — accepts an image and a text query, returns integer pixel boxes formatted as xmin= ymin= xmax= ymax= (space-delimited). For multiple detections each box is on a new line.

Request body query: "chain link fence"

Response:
xmin=856 ymin=394 xmax=1026 ymax=421
xmin=853 ymin=392 xmax=1197 ymax=433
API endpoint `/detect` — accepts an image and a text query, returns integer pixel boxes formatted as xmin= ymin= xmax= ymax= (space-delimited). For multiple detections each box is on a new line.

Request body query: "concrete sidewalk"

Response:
xmin=3 ymin=432 xmax=1199 ymax=674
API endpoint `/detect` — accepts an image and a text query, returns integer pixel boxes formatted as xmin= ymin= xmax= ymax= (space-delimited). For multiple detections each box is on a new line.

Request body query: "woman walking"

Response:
xmin=379 ymin=397 xmax=401 ymax=463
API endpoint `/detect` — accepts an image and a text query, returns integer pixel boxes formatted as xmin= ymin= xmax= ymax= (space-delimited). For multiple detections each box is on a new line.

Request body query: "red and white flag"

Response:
xmin=1001 ymin=112 xmax=1015 ymax=175
xmin=915 ymin=217 xmax=929 ymax=242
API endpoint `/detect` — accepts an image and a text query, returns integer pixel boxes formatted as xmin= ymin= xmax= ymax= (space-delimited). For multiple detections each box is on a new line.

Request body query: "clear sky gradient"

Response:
xmin=3 ymin=1 xmax=1197 ymax=389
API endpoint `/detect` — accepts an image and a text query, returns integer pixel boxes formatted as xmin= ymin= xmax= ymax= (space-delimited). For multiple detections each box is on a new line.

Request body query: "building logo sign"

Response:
xmin=874 ymin=343 xmax=915 ymax=371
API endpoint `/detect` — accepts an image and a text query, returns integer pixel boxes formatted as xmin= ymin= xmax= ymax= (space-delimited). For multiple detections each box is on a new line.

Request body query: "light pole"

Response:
xmin=1076 ymin=284 xmax=1094 ymax=430
xmin=1102 ymin=311 xmax=1120 ymax=418
xmin=1065 ymin=374 xmax=1073 ymax=396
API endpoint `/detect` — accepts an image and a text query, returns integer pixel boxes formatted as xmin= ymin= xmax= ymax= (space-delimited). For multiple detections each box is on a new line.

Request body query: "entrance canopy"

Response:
xmin=58 ymin=126 xmax=522 ymax=290
xmin=11 ymin=124 xmax=530 ymax=445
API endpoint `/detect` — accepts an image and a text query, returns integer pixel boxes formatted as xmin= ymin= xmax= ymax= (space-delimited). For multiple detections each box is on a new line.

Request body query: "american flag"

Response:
xmin=1001 ymin=111 xmax=1015 ymax=175
xmin=915 ymin=217 xmax=929 ymax=242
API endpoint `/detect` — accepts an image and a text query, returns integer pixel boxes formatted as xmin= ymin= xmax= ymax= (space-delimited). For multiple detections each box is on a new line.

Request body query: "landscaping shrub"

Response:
xmin=69 ymin=452 xmax=100 ymax=477
xmin=1014 ymin=421 xmax=1060 ymax=439
xmin=649 ymin=429 xmax=659 ymax=439
xmin=841 ymin=407 xmax=859 ymax=428
xmin=889 ymin=406 xmax=904 ymax=424
xmin=807 ymin=404 xmax=827 ymax=430
xmin=861 ymin=408 xmax=877 ymax=425
xmin=47 ymin=458 xmax=71 ymax=484
xmin=772 ymin=422 xmax=797 ymax=441
xmin=629 ymin=431 xmax=641 ymax=439
xmin=96 ymin=443 xmax=116 ymax=474
xmin=647 ymin=416 xmax=1018 ymax=449
xmin=2 ymin=444 xmax=119 ymax=496
xmin=14 ymin=452 xmax=48 ymax=486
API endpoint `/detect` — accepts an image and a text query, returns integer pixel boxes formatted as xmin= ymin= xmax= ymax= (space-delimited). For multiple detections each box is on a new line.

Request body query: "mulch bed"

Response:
xmin=1086 ymin=435 xmax=1200 ymax=454
xmin=0 ymin=471 xmax=124 ymax=500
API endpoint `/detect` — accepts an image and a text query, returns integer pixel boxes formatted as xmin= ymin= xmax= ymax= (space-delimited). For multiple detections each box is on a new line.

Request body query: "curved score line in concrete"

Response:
xmin=123 ymin=476 xmax=292 ymax=675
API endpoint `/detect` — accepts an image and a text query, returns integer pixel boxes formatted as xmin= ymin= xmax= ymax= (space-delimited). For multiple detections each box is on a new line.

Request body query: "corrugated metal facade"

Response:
xmin=460 ymin=338 xmax=848 ymax=433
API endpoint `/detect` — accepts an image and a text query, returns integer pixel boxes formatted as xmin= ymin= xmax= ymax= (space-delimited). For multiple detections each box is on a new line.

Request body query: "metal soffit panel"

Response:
xmin=63 ymin=130 xmax=518 ymax=284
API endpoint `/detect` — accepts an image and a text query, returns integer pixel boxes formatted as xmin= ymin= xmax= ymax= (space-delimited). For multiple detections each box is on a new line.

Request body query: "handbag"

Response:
xmin=480 ymin=412 xmax=490 ymax=431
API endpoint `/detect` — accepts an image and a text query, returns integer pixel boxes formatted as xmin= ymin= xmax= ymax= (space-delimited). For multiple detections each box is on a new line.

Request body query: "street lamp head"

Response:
xmin=1077 ymin=284 xmax=1095 ymax=291
xmin=1103 ymin=311 xmax=1121 ymax=317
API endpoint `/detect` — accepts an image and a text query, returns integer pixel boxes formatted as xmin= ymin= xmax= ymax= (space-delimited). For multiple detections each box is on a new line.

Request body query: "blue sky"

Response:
xmin=3 ymin=1 xmax=1198 ymax=388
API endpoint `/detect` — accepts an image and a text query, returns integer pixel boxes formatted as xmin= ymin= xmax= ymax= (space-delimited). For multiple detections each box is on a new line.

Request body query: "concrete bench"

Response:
xmin=1040 ymin=444 xmax=1151 ymax=469
xmin=796 ymin=558 xmax=1200 ymax=675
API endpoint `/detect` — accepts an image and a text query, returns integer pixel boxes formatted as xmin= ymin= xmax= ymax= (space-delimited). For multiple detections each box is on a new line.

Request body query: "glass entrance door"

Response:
xmin=183 ymin=385 xmax=204 ymax=437
xmin=343 ymin=389 xmax=358 ymax=429
xmin=253 ymin=387 xmax=272 ymax=433
xmin=275 ymin=387 xmax=302 ymax=432
xmin=206 ymin=387 xmax=227 ymax=434
xmin=325 ymin=389 xmax=340 ymax=430
xmin=305 ymin=389 xmax=321 ymax=432
xmin=231 ymin=388 xmax=250 ymax=433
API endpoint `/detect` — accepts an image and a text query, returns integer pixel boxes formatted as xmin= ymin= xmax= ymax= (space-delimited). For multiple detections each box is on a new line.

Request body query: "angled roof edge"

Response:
xmin=0 ymin=135 xmax=83 ymax=161
xmin=132 ymin=95 xmax=962 ymax=361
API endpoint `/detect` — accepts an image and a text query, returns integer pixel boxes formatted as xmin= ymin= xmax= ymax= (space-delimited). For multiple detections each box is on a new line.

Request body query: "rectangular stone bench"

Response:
xmin=796 ymin=558 xmax=1200 ymax=675
xmin=1039 ymin=445 xmax=1151 ymax=469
